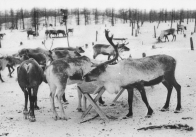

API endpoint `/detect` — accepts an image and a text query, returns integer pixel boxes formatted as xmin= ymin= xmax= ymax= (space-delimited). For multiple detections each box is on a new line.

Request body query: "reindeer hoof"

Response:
xmin=123 ymin=115 xmax=132 ymax=119
xmin=53 ymin=116 xmax=59 ymax=121
xmin=145 ymin=114 xmax=152 ymax=118
xmin=174 ymin=109 xmax=181 ymax=113
xmin=61 ymin=116 xmax=68 ymax=121
xmin=29 ymin=116 xmax=36 ymax=122
xmin=34 ymin=106 xmax=40 ymax=110
xmin=160 ymin=108 xmax=169 ymax=112
xmin=23 ymin=110 xmax=29 ymax=119
xmin=76 ymin=108 xmax=83 ymax=112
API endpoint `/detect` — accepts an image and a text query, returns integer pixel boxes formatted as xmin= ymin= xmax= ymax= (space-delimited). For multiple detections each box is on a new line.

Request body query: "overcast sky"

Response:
xmin=0 ymin=0 xmax=195 ymax=11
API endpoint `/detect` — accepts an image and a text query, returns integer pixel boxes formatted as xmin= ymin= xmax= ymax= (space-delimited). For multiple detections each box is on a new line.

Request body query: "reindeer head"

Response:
xmin=118 ymin=41 xmax=130 ymax=52
xmin=76 ymin=47 xmax=85 ymax=53
xmin=83 ymin=29 xmax=119 ymax=82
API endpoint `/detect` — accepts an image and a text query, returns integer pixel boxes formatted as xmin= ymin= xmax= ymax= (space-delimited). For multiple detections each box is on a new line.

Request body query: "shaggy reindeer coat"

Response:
xmin=44 ymin=56 xmax=93 ymax=120
xmin=84 ymin=54 xmax=181 ymax=117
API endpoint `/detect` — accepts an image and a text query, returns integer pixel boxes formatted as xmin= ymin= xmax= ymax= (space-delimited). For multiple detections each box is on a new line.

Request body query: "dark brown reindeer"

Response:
xmin=17 ymin=58 xmax=46 ymax=122
xmin=158 ymin=28 xmax=176 ymax=42
xmin=57 ymin=30 xmax=66 ymax=37
xmin=19 ymin=50 xmax=47 ymax=66
xmin=93 ymin=40 xmax=130 ymax=60
xmin=45 ymin=30 xmax=58 ymax=38
xmin=83 ymin=29 xmax=181 ymax=118
xmin=27 ymin=30 xmax=39 ymax=38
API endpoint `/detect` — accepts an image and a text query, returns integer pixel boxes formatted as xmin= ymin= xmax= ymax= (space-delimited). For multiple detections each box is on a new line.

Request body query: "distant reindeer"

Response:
xmin=57 ymin=30 xmax=66 ymax=37
xmin=177 ymin=24 xmax=187 ymax=34
xmin=93 ymin=40 xmax=130 ymax=60
xmin=0 ymin=33 xmax=6 ymax=39
xmin=45 ymin=30 xmax=58 ymax=38
xmin=67 ymin=29 xmax=74 ymax=35
xmin=158 ymin=28 xmax=176 ymax=42
xmin=27 ymin=30 xmax=39 ymax=38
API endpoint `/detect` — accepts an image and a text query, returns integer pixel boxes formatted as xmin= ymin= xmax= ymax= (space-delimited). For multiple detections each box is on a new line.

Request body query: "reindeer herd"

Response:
xmin=0 ymin=25 xmax=184 ymax=123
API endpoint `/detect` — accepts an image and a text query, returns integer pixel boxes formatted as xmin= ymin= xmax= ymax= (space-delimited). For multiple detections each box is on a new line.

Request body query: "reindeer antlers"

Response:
xmin=101 ymin=29 xmax=119 ymax=65
xmin=42 ymin=39 xmax=54 ymax=51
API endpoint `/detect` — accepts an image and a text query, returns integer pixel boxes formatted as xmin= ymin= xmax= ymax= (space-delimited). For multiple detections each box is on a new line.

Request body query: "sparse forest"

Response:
xmin=0 ymin=8 xmax=196 ymax=32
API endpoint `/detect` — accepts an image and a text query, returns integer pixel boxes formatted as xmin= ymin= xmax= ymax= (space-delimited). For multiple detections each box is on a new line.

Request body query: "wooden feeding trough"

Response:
xmin=77 ymin=81 xmax=109 ymax=122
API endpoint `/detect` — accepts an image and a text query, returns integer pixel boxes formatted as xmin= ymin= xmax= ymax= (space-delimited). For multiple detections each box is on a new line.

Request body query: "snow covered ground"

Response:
xmin=0 ymin=18 xmax=195 ymax=137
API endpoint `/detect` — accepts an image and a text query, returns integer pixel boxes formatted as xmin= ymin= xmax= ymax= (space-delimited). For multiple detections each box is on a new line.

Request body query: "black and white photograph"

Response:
xmin=0 ymin=0 xmax=195 ymax=136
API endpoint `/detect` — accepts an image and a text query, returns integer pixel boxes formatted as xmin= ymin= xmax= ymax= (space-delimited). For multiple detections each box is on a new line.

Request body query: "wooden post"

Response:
xmin=190 ymin=37 xmax=194 ymax=50
xmin=96 ymin=31 xmax=98 ymax=41
xmin=135 ymin=29 xmax=137 ymax=37
xmin=154 ymin=26 xmax=156 ymax=38
xmin=0 ymin=38 xmax=1 ymax=48
xmin=92 ymin=42 xmax=94 ymax=46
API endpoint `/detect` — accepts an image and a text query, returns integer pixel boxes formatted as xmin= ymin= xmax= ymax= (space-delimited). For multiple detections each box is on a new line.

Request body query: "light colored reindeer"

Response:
xmin=83 ymin=30 xmax=181 ymax=118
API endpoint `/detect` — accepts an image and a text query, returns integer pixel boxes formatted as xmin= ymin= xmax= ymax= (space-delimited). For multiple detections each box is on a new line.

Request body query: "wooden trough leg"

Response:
xmin=80 ymin=87 xmax=105 ymax=118
xmin=77 ymin=86 xmax=108 ymax=121
xmin=113 ymin=88 xmax=125 ymax=102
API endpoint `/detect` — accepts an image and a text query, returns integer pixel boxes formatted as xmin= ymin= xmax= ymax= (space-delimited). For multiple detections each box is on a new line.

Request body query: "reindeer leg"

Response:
xmin=49 ymin=86 xmax=59 ymax=120
xmin=136 ymin=84 xmax=153 ymax=118
xmin=56 ymin=87 xmax=68 ymax=120
xmin=62 ymin=93 xmax=68 ymax=104
xmin=123 ymin=87 xmax=134 ymax=119
xmin=161 ymin=80 xmax=173 ymax=112
xmin=7 ymin=66 xmax=12 ymax=77
xmin=0 ymin=73 xmax=4 ymax=82
xmin=28 ymin=88 xmax=36 ymax=122
xmin=34 ymin=86 xmax=39 ymax=110
xmin=22 ymin=88 xmax=29 ymax=119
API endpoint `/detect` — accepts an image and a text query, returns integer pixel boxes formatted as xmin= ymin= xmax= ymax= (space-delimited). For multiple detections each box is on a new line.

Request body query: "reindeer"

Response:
xmin=67 ymin=29 xmax=74 ymax=35
xmin=44 ymin=55 xmax=98 ymax=120
xmin=19 ymin=50 xmax=47 ymax=66
xmin=93 ymin=41 xmax=130 ymax=60
xmin=45 ymin=30 xmax=58 ymax=38
xmin=158 ymin=28 xmax=176 ymax=42
xmin=0 ymin=33 xmax=6 ymax=39
xmin=17 ymin=58 xmax=46 ymax=122
xmin=52 ymin=47 xmax=85 ymax=54
xmin=0 ymin=57 xmax=9 ymax=82
xmin=6 ymin=56 xmax=22 ymax=77
xmin=27 ymin=30 xmax=39 ymax=38
xmin=83 ymin=30 xmax=181 ymax=118
xmin=177 ymin=24 xmax=187 ymax=34
xmin=57 ymin=30 xmax=66 ymax=37
xmin=46 ymin=46 xmax=104 ymax=111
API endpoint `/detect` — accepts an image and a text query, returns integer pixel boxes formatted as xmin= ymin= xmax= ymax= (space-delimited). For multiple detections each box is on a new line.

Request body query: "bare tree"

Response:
xmin=21 ymin=8 xmax=25 ymax=29
xmin=31 ymin=8 xmax=40 ymax=35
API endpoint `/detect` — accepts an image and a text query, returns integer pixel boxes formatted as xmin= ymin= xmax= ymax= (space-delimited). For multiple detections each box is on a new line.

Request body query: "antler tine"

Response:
xmin=105 ymin=29 xmax=118 ymax=48
xmin=43 ymin=40 xmax=47 ymax=49
xmin=50 ymin=39 xmax=54 ymax=50
xmin=99 ymin=29 xmax=119 ymax=66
